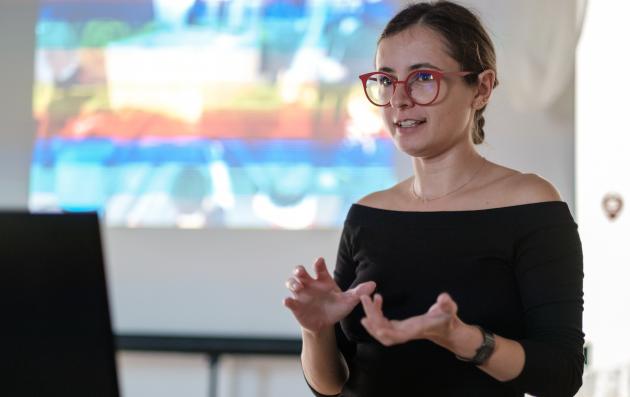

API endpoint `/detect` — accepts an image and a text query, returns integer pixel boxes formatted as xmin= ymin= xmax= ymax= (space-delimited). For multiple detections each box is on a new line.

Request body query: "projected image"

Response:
xmin=30 ymin=0 xmax=398 ymax=229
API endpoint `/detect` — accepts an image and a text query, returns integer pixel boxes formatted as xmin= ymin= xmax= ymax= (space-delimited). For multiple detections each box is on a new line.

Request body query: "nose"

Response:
xmin=389 ymin=81 xmax=413 ymax=108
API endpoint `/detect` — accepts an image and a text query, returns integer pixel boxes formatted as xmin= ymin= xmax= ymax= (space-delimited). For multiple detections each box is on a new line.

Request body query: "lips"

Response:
xmin=394 ymin=118 xmax=427 ymax=128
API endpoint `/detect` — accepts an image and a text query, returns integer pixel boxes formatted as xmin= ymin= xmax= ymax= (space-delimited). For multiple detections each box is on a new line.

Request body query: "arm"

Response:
xmin=359 ymin=201 xmax=584 ymax=396
xmin=500 ymin=179 xmax=584 ymax=395
xmin=360 ymin=292 xmax=527 ymax=382
xmin=284 ymin=224 xmax=374 ymax=396
xmin=433 ymin=321 xmax=525 ymax=382
xmin=301 ymin=326 xmax=348 ymax=396
xmin=286 ymin=259 xmax=365 ymax=396
xmin=501 ymin=203 xmax=585 ymax=396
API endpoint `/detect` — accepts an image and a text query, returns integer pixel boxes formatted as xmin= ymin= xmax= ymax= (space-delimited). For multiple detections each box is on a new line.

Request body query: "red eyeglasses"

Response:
xmin=359 ymin=69 xmax=475 ymax=107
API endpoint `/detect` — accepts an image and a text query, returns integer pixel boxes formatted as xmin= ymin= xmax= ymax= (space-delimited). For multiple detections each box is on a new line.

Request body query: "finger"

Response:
xmin=350 ymin=281 xmax=377 ymax=297
xmin=360 ymin=295 xmax=375 ymax=316
xmin=361 ymin=295 xmax=385 ymax=322
xmin=427 ymin=293 xmax=451 ymax=314
xmin=283 ymin=297 xmax=300 ymax=311
xmin=373 ymin=293 xmax=383 ymax=313
xmin=293 ymin=265 xmax=314 ymax=284
xmin=369 ymin=295 xmax=391 ymax=331
xmin=313 ymin=257 xmax=333 ymax=281
xmin=437 ymin=292 xmax=451 ymax=304
xmin=343 ymin=281 xmax=376 ymax=305
xmin=437 ymin=292 xmax=457 ymax=314
xmin=284 ymin=278 xmax=294 ymax=291
xmin=285 ymin=277 xmax=304 ymax=292
xmin=361 ymin=294 xmax=384 ymax=317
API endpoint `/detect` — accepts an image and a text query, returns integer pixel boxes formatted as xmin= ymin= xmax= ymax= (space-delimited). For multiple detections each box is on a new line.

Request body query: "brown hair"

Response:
xmin=379 ymin=1 xmax=498 ymax=144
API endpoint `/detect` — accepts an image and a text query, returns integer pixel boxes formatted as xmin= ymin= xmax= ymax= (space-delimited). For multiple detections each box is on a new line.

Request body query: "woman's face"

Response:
xmin=375 ymin=25 xmax=478 ymax=158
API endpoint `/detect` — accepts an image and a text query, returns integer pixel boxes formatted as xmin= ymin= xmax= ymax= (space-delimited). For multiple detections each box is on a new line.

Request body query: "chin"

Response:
xmin=392 ymin=134 xmax=430 ymax=157
xmin=393 ymin=140 xmax=427 ymax=158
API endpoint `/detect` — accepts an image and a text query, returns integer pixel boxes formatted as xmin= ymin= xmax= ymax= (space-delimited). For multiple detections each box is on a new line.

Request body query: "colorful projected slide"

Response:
xmin=30 ymin=0 xmax=398 ymax=229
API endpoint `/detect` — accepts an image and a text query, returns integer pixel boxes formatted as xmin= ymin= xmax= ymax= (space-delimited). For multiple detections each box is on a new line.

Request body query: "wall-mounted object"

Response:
xmin=602 ymin=193 xmax=623 ymax=220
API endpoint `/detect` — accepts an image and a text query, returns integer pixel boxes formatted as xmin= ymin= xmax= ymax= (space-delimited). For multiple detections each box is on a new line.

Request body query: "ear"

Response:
xmin=472 ymin=69 xmax=496 ymax=110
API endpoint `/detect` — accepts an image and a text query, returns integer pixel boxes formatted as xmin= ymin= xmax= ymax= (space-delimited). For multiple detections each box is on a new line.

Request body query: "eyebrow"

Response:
xmin=378 ymin=63 xmax=443 ymax=73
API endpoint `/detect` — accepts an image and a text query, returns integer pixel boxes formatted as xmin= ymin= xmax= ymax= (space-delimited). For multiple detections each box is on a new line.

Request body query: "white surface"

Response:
xmin=104 ymin=227 xmax=339 ymax=336
xmin=577 ymin=0 xmax=630 ymax=371
xmin=118 ymin=353 xmax=311 ymax=397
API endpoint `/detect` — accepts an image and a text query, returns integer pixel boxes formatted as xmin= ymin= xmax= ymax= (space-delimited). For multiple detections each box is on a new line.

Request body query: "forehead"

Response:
xmin=375 ymin=25 xmax=459 ymax=72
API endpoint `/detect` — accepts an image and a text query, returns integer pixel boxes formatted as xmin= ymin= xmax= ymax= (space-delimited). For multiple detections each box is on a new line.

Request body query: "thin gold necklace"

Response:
xmin=410 ymin=157 xmax=487 ymax=202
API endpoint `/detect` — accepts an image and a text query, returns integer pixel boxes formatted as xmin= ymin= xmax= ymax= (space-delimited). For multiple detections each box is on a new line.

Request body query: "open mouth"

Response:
xmin=395 ymin=119 xmax=427 ymax=128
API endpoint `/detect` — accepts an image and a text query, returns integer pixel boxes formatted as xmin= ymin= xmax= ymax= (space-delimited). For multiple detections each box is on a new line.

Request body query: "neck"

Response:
xmin=411 ymin=146 xmax=485 ymax=202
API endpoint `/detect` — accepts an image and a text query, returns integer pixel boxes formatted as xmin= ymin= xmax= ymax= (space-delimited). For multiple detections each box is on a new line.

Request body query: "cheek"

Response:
xmin=381 ymin=108 xmax=394 ymax=133
xmin=437 ymin=90 xmax=474 ymax=125
xmin=438 ymin=106 xmax=474 ymax=139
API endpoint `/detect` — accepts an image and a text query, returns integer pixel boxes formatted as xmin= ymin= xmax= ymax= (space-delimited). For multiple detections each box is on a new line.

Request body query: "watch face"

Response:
xmin=475 ymin=327 xmax=496 ymax=365
xmin=454 ymin=326 xmax=496 ymax=365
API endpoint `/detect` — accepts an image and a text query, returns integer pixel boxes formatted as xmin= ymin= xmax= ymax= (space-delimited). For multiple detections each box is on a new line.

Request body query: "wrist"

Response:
xmin=432 ymin=320 xmax=483 ymax=358
xmin=454 ymin=325 xmax=496 ymax=366
xmin=301 ymin=325 xmax=335 ymax=340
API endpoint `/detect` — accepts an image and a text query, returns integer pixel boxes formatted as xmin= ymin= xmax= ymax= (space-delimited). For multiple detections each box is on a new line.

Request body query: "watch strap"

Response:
xmin=455 ymin=325 xmax=496 ymax=366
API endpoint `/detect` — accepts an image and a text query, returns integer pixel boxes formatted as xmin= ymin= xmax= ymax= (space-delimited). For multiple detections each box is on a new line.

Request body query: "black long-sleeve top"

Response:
xmin=306 ymin=201 xmax=584 ymax=397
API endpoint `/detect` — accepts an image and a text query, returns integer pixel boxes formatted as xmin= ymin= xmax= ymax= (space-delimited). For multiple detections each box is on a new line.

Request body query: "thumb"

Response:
xmin=350 ymin=281 xmax=377 ymax=297
xmin=437 ymin=292 xmax=458 ymax=315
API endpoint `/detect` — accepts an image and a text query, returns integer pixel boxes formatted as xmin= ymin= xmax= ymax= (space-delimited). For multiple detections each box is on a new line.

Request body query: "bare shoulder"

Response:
xmin=502 ymin=173 xmax=562 ymax=205
xmin=356 ymin=190 xmax=388 ymax=208
xmin=356 ymin=179 xmax=411 ymax=209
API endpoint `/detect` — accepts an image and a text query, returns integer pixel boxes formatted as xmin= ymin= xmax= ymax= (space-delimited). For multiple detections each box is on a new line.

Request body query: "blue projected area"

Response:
xmin=30 ymin=0 xmax=398 ymax=229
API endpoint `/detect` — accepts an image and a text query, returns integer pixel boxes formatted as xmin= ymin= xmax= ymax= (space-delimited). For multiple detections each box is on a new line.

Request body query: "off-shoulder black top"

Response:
xmin=306 ymin=201 xmax=584 ymax=397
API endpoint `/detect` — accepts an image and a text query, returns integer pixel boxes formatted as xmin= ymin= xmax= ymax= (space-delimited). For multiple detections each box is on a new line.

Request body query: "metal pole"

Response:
xmin=208 ymin=354 xmax=220 ymax=397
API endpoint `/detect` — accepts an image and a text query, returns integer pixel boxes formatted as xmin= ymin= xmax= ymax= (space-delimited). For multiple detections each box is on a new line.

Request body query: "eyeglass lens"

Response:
xmin=365 ymin=71 xmax=438 ymax=105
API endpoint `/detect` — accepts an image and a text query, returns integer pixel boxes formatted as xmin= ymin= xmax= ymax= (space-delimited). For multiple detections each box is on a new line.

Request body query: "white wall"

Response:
xmin=0 ymin=0 xmax=579 ymax=396
xmin=0 ymin=0 xmax=36 ymax=209
xmin=577 ymin=0 xmax=630 ymax=372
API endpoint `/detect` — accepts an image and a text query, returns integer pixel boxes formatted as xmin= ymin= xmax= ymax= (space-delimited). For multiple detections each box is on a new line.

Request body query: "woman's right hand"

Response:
xmin=283 ymin=257 xmax=376 ymax=335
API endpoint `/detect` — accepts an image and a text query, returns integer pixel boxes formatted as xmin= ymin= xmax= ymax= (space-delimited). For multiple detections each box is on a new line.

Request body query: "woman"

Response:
xmin=283 ymin=2 xmax=584 ymax=396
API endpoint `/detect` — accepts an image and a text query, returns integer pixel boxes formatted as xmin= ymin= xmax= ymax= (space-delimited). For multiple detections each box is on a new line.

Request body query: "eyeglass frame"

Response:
xmin=358 ymin=69 xmax=477 ymax=107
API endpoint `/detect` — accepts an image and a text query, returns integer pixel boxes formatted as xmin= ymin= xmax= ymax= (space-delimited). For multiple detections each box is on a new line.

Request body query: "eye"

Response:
xmin=377 ymin=75 xmax=393 ymax=86
xmin=415 ymin=72 xmax=435 ymax=82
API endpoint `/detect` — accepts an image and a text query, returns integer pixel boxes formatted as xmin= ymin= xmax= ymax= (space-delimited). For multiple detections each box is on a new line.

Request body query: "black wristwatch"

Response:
xmin=455 ymin=326 xmax=496 ymax=366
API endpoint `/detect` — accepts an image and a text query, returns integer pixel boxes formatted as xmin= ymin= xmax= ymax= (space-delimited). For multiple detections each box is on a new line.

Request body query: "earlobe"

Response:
xmin=475 ymin=98 xmax=488 ymax=109
xmin=474 ymin=70 xmax=495 ymax=109
xmin=472 ymin=96 xmax=488 ymax=110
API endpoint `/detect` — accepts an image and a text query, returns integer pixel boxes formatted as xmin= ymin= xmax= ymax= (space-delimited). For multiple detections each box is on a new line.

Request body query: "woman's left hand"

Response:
xmin=359 ymin=292 xmax=462 ymax=346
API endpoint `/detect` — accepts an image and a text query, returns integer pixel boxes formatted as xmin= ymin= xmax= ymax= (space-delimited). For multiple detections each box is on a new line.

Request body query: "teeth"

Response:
xmin=397 ymin=119 xmax=424 ymax=127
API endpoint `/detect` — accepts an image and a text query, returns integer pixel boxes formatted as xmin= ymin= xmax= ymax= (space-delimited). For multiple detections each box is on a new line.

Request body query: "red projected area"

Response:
xmin=30 ymin=0 xmax=398 ymax=229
